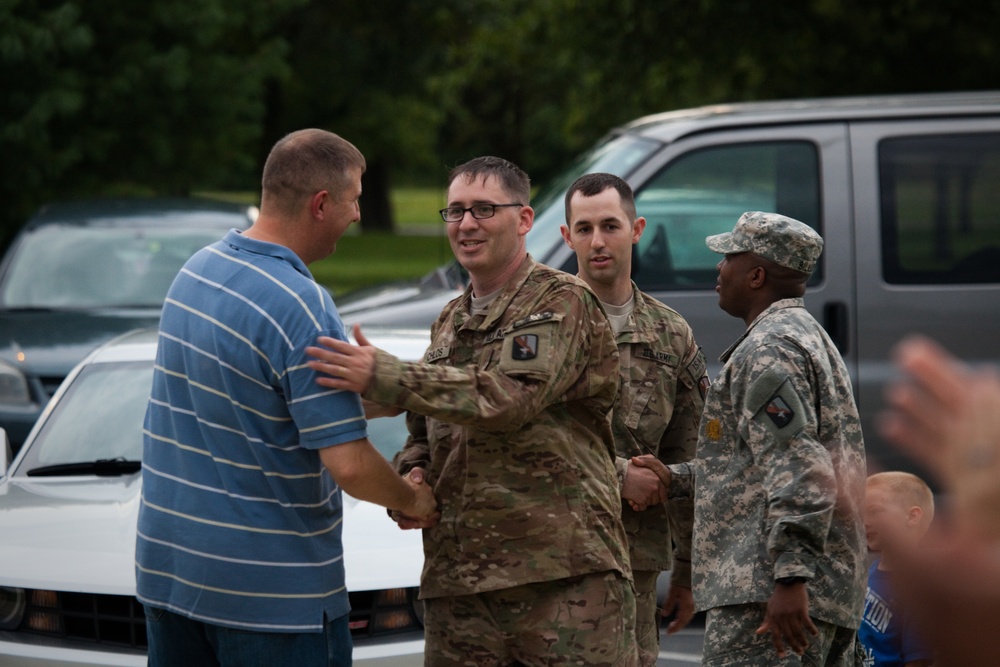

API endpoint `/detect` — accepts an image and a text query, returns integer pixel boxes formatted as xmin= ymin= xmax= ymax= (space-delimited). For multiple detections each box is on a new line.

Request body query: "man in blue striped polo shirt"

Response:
xmin=136 ymin=129 xmax=438 ymax=667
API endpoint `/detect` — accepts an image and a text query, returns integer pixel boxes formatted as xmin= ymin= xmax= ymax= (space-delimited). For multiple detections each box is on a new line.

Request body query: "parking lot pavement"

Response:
xmin=657 ymin=613 xmax=705 ymax=665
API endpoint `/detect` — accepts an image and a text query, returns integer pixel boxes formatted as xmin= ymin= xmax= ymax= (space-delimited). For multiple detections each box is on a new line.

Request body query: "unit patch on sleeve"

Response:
xmin=765 ymin=394 xmax=795 ymax=428
xmin=512 ymin=334 xmax=538 ymax=360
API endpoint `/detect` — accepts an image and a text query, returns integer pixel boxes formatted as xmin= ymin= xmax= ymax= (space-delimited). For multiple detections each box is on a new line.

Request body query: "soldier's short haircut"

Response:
xmin=564 ymin=173 xmax=637 ymax=224
xmin=867 ymin=471 xmax=936 ymax=524
xmin=448 ymin=156 xmax=531 ymax=205
xmin=262 ymin=129 xmax=366 ymax=216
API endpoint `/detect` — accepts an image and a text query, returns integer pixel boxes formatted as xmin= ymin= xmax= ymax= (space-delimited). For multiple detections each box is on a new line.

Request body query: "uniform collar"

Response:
xmin=454 ymin=254 xmax=536 ymax=331
xmin=223 ymin=229 xmax=313 ymax=279
xmin=719 ymin=297 xmax=806 ymax=362
xmin=612 ymin=282 xmax=660 ymax=345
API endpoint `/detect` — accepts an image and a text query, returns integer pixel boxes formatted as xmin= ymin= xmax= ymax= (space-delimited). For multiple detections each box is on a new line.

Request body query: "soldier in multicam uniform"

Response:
xmin=560 ymin=173 xmax=707 ymax=666
xmin=306 ymin=157 xmax=637 ymax=667
xmin=636 ymin=211 xmax=867 ymax=666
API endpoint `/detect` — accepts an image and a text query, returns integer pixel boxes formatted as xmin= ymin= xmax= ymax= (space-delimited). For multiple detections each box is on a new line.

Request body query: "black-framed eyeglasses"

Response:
xmin=439 ymin=203 xmax=523 ymax=223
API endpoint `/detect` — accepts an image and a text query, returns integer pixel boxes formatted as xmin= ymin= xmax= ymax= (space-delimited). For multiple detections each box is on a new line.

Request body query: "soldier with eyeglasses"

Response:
xmin=307 ymin=156 xmax=637 ymax=666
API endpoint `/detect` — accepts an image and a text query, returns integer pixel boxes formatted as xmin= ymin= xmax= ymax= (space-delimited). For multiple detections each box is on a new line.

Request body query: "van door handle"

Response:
xmin=823 ymin=302 xmax=849 ymax=355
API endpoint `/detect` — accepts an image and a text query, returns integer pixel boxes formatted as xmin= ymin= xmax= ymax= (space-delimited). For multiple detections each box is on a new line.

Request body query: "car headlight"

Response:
xmin=0 ymin=359 xmax=30 ymax=405
xmin=348 ymin=587 xmax=423 ymax=636
xmin=370 ymin=588 xmax=421 ymax=634
xmin=0 ymin=587 xmax=26 ymax=630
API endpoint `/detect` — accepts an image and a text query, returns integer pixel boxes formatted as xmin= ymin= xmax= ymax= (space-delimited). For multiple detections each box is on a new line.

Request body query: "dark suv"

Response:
xmin=0 ymin=198 xmax=256 ymax=451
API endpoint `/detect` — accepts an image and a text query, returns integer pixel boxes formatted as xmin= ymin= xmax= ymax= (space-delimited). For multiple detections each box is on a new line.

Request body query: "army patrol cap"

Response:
xmin=706 ymin=211 xmax=824 ymax=274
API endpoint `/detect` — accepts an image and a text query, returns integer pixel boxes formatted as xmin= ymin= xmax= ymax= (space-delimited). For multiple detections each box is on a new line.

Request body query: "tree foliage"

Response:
xmin=264 ymin=0 xmax=448 ymax=230
xmin=2 ymin=0 xmax=998 ymax=239
xmin=0 ymin=0 xmax=299 ymax=241
xmin=428 ymin=0 xmax=1000 ymax=183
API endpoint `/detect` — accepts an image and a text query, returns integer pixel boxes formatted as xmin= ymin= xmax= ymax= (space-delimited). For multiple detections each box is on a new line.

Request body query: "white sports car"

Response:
xmin=0 ymin=327 xmax=431 ymax=666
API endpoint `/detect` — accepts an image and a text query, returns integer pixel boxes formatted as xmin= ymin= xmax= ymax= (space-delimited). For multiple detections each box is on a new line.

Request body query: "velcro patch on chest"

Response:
xmin=705 ymin=418 xmax=722 ymax=441
xmin=425 ymin=345 xmax=451 ymax=363
xmin=640 ymin=348 xmax=679 ymax=366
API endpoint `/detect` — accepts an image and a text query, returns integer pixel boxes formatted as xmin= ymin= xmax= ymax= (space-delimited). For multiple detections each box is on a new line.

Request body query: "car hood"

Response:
xmin=339 ymin=284 xmax=461 ymax=330
xmin=0 ymin=309 xmax=162 ymax=377
xmin=341 ymin=494 xmax=424 ymax=591
xmin=338 ymin=265 xmax=464 ymax=330
xmin=0 ymin=476 xmax=143 ymax=595
xmin=0 ymin=476 xmax=424 ymax=596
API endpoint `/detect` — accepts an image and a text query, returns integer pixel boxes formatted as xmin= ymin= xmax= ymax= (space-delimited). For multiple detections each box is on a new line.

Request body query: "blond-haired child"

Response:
xmin=859 ymin=471 xmax=935 ymax=667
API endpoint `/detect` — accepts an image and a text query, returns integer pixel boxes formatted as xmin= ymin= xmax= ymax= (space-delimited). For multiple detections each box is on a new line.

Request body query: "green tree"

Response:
xmin=267 ymin=0 xmax=447 ymax=232
xmin=427 ymin=0 xmax=1000 ymax=185
xmin=0 ymin=0 xmax=301 ymax=243
xmin=428 ymin=0 xmax=581 ymax=184
xmin=3 ymin=0 xmax=999 ymax=245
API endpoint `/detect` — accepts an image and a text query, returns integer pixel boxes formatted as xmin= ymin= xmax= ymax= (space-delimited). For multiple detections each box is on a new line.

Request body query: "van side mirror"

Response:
xmin=0 ymin=428 xmax=10 ymax=479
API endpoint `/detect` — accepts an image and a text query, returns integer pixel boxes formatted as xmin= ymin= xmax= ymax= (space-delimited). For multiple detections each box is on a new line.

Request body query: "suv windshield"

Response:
xmin=526 ymin=133 xmax=662 ymax=262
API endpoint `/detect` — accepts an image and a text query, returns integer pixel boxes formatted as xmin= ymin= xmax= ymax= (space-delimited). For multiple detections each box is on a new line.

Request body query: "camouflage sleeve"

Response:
xmin=663 ymin=338 xmax=707 ymax=587
xmin=665 ymin=461 xmax=694 ymax=500
xmin=667 ymin=490 xmax=694 ymax=587
xmin=614 ymin=455 xmax=628 ymax=490
xmin=391 ymin=409 xmax=431 ymax=476
xmin=738 ymin=341 xmax=837 ymax=582
xmin=365 ymin=287 xmax=618 ymax=432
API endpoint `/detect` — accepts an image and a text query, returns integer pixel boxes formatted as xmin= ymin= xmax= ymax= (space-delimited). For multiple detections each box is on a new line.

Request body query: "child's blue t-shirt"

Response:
xmin=858 ymin=559 xmax=934 ymax=666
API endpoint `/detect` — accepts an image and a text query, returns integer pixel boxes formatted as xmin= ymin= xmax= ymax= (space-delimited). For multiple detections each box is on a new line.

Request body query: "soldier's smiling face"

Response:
xmin=446 ymin=174 xmax=531 ymax=288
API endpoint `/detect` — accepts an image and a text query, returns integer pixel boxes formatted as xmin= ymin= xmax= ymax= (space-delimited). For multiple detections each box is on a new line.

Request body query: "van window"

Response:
xmin=880 ymin=133 xmax=1000 ymax=284
xmin=633 ymin=142 xmax=821 ymax=291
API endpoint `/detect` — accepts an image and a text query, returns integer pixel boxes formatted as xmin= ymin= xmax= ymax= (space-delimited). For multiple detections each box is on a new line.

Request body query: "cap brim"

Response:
xmin=705 ymin=232 xmax=741 ymax=255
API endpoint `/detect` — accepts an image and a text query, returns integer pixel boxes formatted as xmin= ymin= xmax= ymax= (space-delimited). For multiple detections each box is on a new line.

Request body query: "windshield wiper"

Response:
xmin=26 ymin=457 xmax=141 ymax=477
xmin=0 ymin=306 xmax=60 ymax=313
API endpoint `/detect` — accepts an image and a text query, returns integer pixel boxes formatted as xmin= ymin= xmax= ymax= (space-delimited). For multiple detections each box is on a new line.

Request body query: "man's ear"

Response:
xmin=517 ymin=205 xmax=534 ymax=237
xmin=748 ymin=265 xmax=767 ymax=289
xmin=310 ymin=191 xmax=328 ymax=220
xmin=631 ymin=216 xmax=646 ymax=244
xmin=560 ymin=224 xmax=574 ymax=249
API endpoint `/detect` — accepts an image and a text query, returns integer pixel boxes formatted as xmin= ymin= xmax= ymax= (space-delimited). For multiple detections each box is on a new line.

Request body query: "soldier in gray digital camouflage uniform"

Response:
xmin=306 ymin=157 xmax=637 ymax=667
xmin=560 ymin=173 xmax=707 ymax=666
xmin=635 ymin=211 xmax=867 ymax=666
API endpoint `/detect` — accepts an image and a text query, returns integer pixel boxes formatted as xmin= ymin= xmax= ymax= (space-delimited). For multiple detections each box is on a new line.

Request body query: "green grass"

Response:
xmin=199 ymin=187 xmax=452 ymax=295
xmin=317 ymin=186 xmax=451 ymax=295
xmin=199 ymin=187 xmax=447 ymax=230
xmin=311 ymin=233 xmax=452 ymax=296
xmin=391 ymin=187 xmax=446 ymax=229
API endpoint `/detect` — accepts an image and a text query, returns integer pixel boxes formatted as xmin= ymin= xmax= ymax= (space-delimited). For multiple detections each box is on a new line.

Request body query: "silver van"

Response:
xmin=341 ymin=91 xmax=1000 ymax=471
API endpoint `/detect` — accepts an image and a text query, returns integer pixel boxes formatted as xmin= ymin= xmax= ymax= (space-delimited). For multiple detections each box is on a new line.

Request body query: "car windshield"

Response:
xmin=14 ymin=357 xmax=412 ymax=475
xmin=526 ymin=133 xmax=662 ymax=262
xmin=0 ymin=225 xmax=228 ymax=309
xmin=16 ymin=361 xmax=152 ymax=474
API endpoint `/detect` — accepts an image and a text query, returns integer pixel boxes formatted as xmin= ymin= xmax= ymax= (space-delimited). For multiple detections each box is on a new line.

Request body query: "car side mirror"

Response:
xmin=0 ymin=428 xmax=10 ymax=479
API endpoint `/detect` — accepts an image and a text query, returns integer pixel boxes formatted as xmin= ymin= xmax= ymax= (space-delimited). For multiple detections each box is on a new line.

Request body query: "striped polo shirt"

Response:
xmin=136 ymin=230 xmax=366 ymax=632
